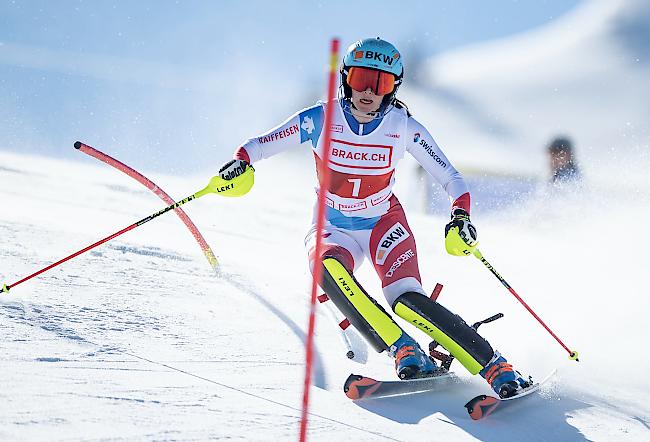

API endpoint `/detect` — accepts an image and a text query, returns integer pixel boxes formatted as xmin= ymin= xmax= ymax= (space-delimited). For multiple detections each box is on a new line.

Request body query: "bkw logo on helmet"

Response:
xmin=354 ymin=50 xmax=400 ymax=67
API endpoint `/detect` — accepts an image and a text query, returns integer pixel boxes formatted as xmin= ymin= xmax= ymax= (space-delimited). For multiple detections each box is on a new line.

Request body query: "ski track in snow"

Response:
xmin=0 ymin=162 xmax=383 ymax=440
xmin=0 ymin=243 xmax=381 ymax=440
xmin=0 ymin=299 xmax=385 ymax=439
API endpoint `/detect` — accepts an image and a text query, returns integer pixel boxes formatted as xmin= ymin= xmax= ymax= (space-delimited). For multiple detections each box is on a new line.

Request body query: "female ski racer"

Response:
xmin=216 ymin=38 xmax=529 ymax=398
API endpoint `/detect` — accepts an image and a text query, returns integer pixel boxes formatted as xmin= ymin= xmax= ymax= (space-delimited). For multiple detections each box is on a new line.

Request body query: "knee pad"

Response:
xmin=321 ymin=257 xmax=403 ymax=353
xmin=392 ymin=292 xmax=493 ymax=374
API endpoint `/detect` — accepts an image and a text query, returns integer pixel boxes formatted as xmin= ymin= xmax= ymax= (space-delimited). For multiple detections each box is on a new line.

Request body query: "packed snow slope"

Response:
xmin=0 ymin=149 xmax=648 ymax=441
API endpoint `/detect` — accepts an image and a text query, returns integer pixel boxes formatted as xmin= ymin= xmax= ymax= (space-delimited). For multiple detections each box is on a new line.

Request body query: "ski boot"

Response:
xmin=480 ymin=351 xmax=531 ymax=398
xmin=389 ymin=332 xmax=438 ymax=380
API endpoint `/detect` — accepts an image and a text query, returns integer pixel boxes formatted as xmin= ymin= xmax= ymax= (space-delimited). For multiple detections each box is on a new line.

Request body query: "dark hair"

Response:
xmin=548 ymin=137 xmax=573 ymax=154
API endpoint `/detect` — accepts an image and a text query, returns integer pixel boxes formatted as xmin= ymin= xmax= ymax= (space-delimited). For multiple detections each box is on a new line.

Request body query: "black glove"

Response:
xmin=219 ymin=159 xmax=251 ymax=180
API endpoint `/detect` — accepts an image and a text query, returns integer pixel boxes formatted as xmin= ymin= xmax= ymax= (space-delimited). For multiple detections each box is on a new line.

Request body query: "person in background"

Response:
xmin=548 ymin=136 xmax=580 ymax=184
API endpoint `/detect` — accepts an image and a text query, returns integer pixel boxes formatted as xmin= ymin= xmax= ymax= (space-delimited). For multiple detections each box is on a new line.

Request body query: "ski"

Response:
xmin=464 ymin=370 xmax=557 ymax=420
xmin=344 ymin=371 xmax=459 ymax=400
xmin=343 ymin=313 xmax=504 ymax=401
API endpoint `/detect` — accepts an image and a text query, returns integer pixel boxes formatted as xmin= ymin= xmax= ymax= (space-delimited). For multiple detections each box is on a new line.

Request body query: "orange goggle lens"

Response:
xmin=346 ymin=67 xmax=395 ymax=96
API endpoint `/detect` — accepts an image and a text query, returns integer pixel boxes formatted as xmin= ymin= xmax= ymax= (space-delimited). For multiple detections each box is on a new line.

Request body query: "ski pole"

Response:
xmin=472 ymin=248 xmax=579 ymax=362
xmin=1 ymin=169 xmax=244 ymax=294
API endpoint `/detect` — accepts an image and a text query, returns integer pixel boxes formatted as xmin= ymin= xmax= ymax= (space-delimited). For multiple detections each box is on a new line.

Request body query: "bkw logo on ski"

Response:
xmin=375 ymin=222 xmax=410 ymax=265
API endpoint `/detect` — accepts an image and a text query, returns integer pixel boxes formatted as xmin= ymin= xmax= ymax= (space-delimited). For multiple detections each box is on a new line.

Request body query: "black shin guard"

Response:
xmin=320 ymin=257 xmax=403 ymax=353
xmin=392 ymin=292 xmax=493 ymax=374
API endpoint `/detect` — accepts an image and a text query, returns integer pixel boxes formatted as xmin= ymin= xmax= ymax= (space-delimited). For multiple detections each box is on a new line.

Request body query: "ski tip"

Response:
xmin=465 ymin=394 xmax=499 ymax=420
xmin=344 ymin=374 xmax=381 ymax=400
xmin=74 ymin=141 xmax=82 ymax=150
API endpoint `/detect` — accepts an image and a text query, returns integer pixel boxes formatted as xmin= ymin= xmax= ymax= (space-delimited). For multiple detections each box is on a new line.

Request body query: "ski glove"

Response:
xmin=219 ymin=159 xmax=250 ymax=180
xmin=211 ymin=159 xmax=255 ymax=197
xmin=444 ymin=208 xmax=478 ymax=256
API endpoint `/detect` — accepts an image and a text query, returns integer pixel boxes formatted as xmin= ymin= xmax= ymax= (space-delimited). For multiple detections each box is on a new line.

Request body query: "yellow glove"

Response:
xmin=444 ymin=208 xmax=478 ymax=256
xmin=209 ymin=159 xmax=255 ymax=197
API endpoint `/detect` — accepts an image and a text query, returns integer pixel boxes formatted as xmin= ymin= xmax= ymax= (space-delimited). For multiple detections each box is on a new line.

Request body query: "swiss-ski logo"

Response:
xmin=301 ymin=116 xmax=315 ymax=134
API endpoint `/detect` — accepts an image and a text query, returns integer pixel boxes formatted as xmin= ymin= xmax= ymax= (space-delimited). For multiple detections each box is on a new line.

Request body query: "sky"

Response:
xmin=0 ymin=0 xmax=582 ymax=174
xmin=1 ymin=1 xmax=583 ymax=60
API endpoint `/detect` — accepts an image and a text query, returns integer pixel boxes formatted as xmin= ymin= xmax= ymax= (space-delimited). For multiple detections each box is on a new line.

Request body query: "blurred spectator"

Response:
xmin=548 ymin=136 xmax=580 ymax=184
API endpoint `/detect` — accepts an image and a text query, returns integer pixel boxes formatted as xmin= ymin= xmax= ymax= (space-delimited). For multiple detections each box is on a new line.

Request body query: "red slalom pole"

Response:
xmin=472 ymin=249 xmax=579 ymax=361
xmin=299 ymin=38 xmax=339 ymax=442
xmin=74 ymin=141 xmax=219 ymax=273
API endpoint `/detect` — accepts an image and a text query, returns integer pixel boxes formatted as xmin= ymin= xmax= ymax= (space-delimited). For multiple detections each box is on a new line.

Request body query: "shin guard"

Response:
xmin=321 ymin=257 xmax=403 ymax=352
xmin=392 ymin=292 xmax=493 ymax=374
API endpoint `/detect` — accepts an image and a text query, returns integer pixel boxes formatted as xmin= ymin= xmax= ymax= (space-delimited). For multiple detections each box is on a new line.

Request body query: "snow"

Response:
xmin=2 ymin=1 xmax=650 ymax=440
xmin=1 ymin=148 xmax=649 ymax=441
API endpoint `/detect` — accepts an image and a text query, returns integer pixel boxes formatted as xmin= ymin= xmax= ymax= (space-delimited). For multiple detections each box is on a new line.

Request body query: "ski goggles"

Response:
xmin=346 ymin=67 xmax=396 ymax=96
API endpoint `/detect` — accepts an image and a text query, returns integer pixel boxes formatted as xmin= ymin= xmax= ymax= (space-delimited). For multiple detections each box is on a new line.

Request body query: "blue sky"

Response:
xmin=0 ymin=0 xmax=582 ymax=173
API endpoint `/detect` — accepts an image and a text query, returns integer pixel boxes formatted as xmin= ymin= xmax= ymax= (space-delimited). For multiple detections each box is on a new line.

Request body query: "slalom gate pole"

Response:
xmin=1 ymin=169 xmax=231 ymax=294
xmin=300 ymin=38 xmax=339 ymax=442
xmin=74 ymin=141 xmax=219 ymax=273
xmin=472 ymin=248 xmax=579 ymax=361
